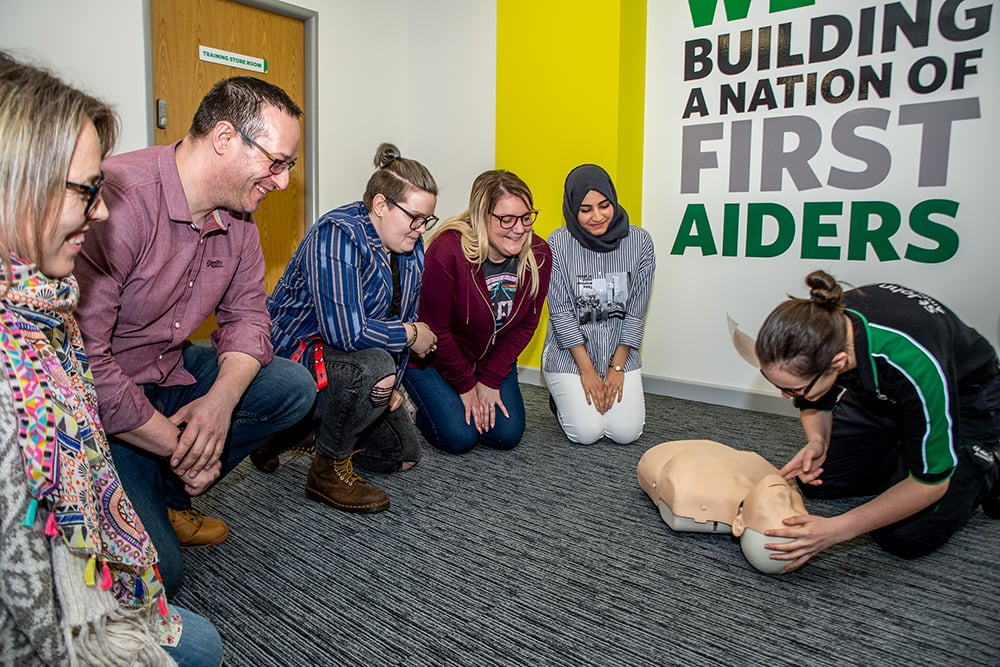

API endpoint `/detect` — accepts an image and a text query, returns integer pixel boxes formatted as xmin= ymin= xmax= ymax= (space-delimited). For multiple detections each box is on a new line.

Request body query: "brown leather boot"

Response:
xmin=167 ymin=508 xmax=230 ymax=548
xmin=305 ymin=452 xmax=390 ymax=513
xmin=250 ymin=427 xmax=316 ymax=473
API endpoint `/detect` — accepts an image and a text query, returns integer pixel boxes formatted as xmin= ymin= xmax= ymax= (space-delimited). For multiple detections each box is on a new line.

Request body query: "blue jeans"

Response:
xmin=403 ymin=364 xmax=525 ymax=454
xmin=163 ymin=606 xmax=224 ymax=667
xmin=109 ymin=343 xmax=316 ymax=595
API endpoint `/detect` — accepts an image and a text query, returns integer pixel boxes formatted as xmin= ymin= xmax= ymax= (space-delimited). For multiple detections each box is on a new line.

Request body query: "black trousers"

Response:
xmin=802 ymin=376 xmax=1000 ymax=559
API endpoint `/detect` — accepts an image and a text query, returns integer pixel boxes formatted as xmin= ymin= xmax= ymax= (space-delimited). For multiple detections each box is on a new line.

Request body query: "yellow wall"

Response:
xmin=496 ymin=0 xmax=647 ymax=366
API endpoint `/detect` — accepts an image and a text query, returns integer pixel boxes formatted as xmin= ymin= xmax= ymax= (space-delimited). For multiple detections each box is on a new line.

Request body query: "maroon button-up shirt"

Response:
xmin=75 ymin=143 xmax=273 ymax=436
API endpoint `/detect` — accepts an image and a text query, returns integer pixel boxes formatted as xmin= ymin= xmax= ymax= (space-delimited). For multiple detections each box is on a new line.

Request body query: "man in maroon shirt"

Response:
xmin=75 ymin=77 xmax=315 ymax=595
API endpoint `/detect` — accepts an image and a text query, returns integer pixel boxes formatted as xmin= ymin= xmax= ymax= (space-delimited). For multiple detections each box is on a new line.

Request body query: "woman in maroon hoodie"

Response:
xmin=404 ymin=170 xmax=551 ymax=454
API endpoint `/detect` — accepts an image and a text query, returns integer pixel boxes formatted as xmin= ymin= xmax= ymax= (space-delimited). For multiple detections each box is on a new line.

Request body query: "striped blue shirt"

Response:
xmin=542 ymin=225 xmax=656 ymax=377
xmin=267 ymin=201 xmax=423 ymax=379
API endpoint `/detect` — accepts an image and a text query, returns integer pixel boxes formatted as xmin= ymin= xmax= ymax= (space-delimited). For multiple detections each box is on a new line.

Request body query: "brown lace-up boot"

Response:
xmin=250 ymin=423 xmax=317 ymax=474
xmin=167 ymin=508 xmax=229 ymax=548
xmin=305 ymin=452 xmax=390 ymax=513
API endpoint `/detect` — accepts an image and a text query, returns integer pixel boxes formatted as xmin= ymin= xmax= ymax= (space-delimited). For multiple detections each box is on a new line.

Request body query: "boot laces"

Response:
xmin=333 ymin=450 xmax=365 ymax=485
xmin=286 ymin=438 xmax=316 ymax=464
xmin=173 ymin=508 xmax=204 ymax=527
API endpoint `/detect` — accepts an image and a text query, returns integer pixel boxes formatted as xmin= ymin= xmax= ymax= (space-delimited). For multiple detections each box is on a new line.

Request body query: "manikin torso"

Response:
xmin=637 ymin=440 xmax=809 ymax=573
xmin=637 ymin=440 xmax=779 ymax=532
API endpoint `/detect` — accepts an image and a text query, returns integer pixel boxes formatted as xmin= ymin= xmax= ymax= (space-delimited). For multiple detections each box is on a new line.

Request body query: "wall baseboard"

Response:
xmin=517 ymin=367 xmax=797 ymax=418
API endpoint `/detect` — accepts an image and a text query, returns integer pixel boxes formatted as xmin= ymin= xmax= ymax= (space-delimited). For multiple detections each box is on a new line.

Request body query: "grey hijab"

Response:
xmin=562 ymin=164 xmax=630 ymax=253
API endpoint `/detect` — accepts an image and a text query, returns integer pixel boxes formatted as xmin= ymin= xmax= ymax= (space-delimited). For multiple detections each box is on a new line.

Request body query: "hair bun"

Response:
xmin=374 ymin=142 xmax=401 ymax=169
xmin=804 ymin=270 xmax=843 ymax=308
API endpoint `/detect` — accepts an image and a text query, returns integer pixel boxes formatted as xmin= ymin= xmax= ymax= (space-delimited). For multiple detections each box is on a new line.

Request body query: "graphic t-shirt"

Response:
xmin=483 ymin=257 xmax=518 ymax=329
xmin=574 ymin=272 xmax=629 ymax=325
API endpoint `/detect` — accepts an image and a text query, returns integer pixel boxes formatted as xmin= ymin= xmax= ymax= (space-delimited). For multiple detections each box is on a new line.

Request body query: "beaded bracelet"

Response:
xmin=406 ymin=323 xmax=419 ymax=348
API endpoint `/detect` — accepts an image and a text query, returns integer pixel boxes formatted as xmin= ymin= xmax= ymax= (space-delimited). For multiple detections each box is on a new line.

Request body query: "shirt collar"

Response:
xmin=162 ymin=141 xmax=193 ymax=225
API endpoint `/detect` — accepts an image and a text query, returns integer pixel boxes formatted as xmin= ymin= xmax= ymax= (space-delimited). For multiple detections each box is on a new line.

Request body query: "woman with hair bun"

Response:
xmin=755 ymin=270 xmax=1000 ymax=571
xmin=267 ymin=143 xmax=439 ymax=513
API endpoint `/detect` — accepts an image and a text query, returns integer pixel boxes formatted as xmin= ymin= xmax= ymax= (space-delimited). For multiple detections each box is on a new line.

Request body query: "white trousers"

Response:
xmin=543 ymin=369 xmax=646 ymax=445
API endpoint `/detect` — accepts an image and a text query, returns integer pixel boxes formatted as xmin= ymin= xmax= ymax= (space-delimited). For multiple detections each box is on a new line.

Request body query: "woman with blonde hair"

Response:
xmin=0 ymin=51 xmax=221 ymax=665
xmin=404 ymin=169 xmax=551 ymax=454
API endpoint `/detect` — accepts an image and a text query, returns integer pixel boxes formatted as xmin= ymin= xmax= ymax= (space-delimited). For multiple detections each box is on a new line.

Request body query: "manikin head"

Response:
xmin=731 ymin=474 xmax=808 ymax=574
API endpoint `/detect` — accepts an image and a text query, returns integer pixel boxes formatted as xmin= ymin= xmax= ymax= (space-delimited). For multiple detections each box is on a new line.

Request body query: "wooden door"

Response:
xmin=151 ymin=0 xmax=306 ymax=337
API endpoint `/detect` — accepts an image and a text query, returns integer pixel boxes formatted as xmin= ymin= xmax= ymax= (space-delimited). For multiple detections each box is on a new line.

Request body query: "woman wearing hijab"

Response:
xmin=541 ymin=164 xmax=656 ymax=445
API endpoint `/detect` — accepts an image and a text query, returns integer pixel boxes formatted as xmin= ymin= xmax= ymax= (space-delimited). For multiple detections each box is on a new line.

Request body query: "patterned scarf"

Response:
xmin=0 ymin=256 xmax=163 ymax=609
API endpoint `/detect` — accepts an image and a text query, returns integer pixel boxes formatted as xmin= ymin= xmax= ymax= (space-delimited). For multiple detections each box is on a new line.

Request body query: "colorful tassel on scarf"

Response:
xmin=100 ymin=560 xmax=112 ymax=590
xmin=83 ymin=554 xmax=97 ymax=586
xmin=22 ymin=498 xmax=38 ymax=528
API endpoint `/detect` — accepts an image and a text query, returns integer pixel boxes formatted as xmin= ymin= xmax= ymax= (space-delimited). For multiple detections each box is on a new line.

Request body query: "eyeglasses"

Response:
xmin=491 ymin=210 xmax=538 ymax=229
xmin=761 ymin=367 xmax=826 ymax=399
xmin=234 ymin=126 xmax=296 ymax=175
xmin=65 ymin=171 xmax=106 ymax=217
xmin=386 ymin=196 xmax=439 ymax=231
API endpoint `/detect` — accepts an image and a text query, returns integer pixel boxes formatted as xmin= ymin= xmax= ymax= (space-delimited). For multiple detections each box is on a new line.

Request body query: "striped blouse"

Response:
xmin=541 ymin=225 xmax=656 ymax=377
xmin=267 ymin=201 xmax=423 ymax=380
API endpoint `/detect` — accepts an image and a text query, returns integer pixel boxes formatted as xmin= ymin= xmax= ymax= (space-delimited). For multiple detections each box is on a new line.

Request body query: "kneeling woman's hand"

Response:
xmin=579 ymin=367 xmax=608 ymax=414
xmin=408 ymin=321 xmax=438 ymax=358
xmin=388 ymin=389 xmax=404 ymax=412
xmin=474 ymin=382 xmax=508 ymax=432
xmin=602 ymin=369 xmax=625 ymax=410
xmin=763 ymin=514 xmax=847 ymax=572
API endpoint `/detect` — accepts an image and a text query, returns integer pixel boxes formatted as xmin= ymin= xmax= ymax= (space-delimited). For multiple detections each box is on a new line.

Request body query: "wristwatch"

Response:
xmin=609 ymin=364 xmax=624 ymax=373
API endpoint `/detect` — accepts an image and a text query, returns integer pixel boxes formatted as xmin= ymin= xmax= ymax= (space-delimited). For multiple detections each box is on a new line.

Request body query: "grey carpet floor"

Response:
xmin=173 ymin=383 xmax=1000 ymax=666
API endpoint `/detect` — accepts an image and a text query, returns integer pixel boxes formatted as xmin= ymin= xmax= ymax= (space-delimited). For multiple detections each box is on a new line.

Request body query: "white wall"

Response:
xmin=1 ymin=2 xmax=151 ymax=152
xmin=0 ymin=0 xmax=495 ymax=226
xmin=406 ymin=0 xmax=497 ymax=221
xmin=9 ymin=1 xmax=992 ymax=415
xmin=642 ymin=0 xmax=1000 ymax=411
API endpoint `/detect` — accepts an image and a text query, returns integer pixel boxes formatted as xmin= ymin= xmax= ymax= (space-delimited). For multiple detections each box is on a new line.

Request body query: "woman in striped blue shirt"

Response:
xmin=267 ymin=143 xmax=439 ymax=514
xmin=542 ymin=164 xmax=656 ymax=445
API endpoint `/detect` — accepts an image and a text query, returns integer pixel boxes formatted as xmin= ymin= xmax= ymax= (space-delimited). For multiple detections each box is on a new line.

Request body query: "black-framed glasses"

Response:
xmin=761 ymin=366 xmax=826 ymax=399
xmin=490 ymin=210 xmax=538 ymax=229
xmin=386 ymin=196 xmax=439 ymax=231
xmin=65 ymin=171 xmax=105 ymax=217
xmin=234 ymin=126 xmax=296 ymax=175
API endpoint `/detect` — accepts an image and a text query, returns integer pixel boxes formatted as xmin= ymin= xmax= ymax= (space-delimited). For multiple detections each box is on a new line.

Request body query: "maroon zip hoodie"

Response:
xmin=409 ymin=229 xmax=551 ymax=392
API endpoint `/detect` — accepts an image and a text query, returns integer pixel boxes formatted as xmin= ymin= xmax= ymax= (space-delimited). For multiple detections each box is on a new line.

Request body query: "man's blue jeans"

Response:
xmin=403 ymin=364 xmax=525 ymax=454
xmin=163 ymin=605 xmax=224 ymax=666
xmin=109 ymin=344 xmax=315 ymax=595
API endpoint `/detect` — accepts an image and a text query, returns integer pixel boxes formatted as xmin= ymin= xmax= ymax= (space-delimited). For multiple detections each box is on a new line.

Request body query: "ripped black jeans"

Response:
xmin=311 ymin=346 xmax=421 ymax=472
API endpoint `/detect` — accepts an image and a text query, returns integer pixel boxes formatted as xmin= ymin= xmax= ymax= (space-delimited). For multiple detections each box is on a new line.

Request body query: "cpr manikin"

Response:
xmin=637 ymin=440 xmax=809 ymax=574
